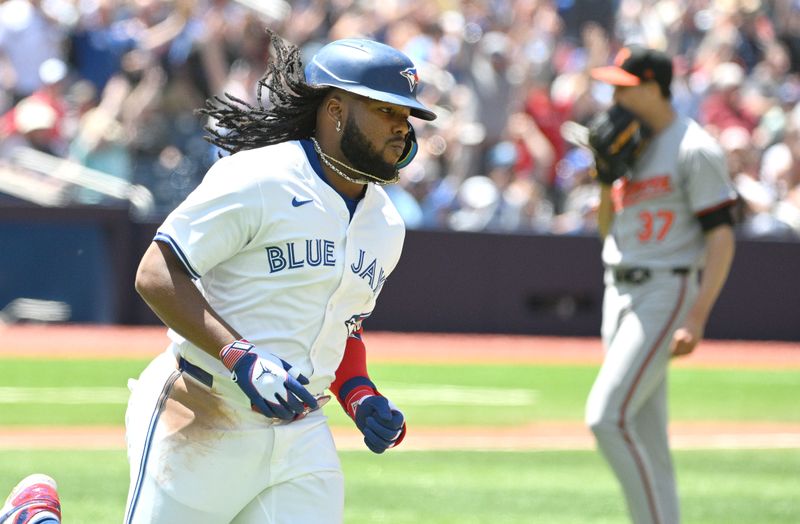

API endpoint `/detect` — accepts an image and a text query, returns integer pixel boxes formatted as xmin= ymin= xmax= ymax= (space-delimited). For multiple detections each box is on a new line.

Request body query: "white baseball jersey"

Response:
xmin=125 ymin=140 xmax=405 ymax=523
xmin=155 ymin=139 xmax=405 ymax=397
xmin=602 ymin=116 xmax=737 ymax=269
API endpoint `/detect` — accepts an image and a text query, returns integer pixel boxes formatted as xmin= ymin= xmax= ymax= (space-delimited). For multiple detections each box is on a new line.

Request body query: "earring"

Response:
xmin=336 ymin=120 xmax=342 ymax=133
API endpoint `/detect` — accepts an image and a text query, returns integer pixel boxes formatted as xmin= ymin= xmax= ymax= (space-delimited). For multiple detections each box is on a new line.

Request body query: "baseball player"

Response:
xmin=124 ymin=32 xmax=435 ymax=523
xmin=584 ymin=46 xmax=737 ymax=524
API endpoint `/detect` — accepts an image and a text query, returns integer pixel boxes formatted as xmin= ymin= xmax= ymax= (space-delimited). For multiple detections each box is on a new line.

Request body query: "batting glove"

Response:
xmin=345 ymin=385 xmax=405 ymax=454
xmin=220 ymin=340 xmax=318 ymax=421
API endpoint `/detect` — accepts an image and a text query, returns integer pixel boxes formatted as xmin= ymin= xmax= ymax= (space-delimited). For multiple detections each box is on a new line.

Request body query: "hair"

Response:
xmin=198 ymin=30 xmax=331 ymax=154
xmin=659 ymin=82 xmax=672 ymax=100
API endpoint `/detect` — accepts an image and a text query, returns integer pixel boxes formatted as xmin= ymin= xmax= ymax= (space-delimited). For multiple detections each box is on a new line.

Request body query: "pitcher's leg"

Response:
xmin=635 ymin=376 xmax=679 ymax=523
xmin=586 ymin=311 xmax=673 ymax=524
xmin=587 ymin=360 xmax=668 ymax=522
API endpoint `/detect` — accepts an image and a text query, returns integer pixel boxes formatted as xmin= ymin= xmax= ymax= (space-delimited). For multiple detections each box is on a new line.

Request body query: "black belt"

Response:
xmin=178 ymin=357 xmax=213 ymax=388
xmin=612 ymin=266 xmax=690 ymax=285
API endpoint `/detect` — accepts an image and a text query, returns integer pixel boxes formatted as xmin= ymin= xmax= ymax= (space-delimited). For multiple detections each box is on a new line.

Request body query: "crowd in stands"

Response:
xmin=1 ymin=0 xmax=799 ymax=238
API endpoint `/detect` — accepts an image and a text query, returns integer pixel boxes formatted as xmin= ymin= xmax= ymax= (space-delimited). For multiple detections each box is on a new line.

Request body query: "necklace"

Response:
xmin=310 ymin=137 xmax=398 ymax=186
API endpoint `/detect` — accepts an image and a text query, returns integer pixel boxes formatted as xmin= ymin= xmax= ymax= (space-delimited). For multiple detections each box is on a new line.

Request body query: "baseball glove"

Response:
xmin=587 ymin=104 xmax=650 ymax=185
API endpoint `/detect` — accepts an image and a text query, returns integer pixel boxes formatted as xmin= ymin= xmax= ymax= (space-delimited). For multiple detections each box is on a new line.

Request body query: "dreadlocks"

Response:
xmin=198 ymin=30 xmax=330 ymax=154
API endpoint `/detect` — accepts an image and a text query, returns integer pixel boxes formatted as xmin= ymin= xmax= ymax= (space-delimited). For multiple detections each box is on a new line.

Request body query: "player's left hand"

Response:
xmin=353 ymin=395 xmax=405 ymax=454
xmin=587 ymin=104 xmax=649 ymax=185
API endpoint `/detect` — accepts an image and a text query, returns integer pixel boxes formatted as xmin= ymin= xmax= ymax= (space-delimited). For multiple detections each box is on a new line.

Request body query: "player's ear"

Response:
xmin=323 ymin=91 xmax=346 ymax=131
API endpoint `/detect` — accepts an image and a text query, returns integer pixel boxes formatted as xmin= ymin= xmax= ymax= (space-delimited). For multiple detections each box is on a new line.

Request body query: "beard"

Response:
xmin=339 ymin=114 xmax=400 ymax=183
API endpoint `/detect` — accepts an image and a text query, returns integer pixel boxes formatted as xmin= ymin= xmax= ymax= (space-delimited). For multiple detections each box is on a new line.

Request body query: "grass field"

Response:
xmin=2 ymin=359 xmax=799 ymax=426
xmin=1 ymin=355 xmax=799 ymax=523
xmin=1 ymin=448 xmax=798 ymax=523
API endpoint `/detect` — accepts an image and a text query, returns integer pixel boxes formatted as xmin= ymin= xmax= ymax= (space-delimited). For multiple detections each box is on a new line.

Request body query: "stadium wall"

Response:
xmin=0 ymin=206 xmax=797 ymax=340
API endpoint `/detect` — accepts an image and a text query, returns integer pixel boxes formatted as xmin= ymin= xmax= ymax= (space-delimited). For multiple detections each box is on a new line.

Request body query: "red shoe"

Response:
xmin=0 ymin=474 xmax=61 ymax=524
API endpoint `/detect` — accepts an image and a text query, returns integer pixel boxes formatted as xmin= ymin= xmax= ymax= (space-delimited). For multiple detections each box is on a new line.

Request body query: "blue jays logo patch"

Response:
xmin=400 ymin=67 xmax=419 ymax=92
xmin=345 ymin=312 xmax=372 ymax=338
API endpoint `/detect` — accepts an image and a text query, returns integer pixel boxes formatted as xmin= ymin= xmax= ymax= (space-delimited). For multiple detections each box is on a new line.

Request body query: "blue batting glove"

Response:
xmin=354 ymin=395 xmax=405 ymax=454
xmin=220 ymin=340 xmax=318 ymax=420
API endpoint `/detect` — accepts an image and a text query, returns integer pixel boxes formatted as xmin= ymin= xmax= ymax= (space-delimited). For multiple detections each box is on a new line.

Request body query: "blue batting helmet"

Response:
xmin=305 ymin=39 xmax=437 ymax=121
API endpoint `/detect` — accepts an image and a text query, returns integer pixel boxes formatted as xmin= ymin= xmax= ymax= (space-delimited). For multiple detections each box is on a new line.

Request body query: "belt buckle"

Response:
xmin=627 ymin=267 xmax=650 ymax=284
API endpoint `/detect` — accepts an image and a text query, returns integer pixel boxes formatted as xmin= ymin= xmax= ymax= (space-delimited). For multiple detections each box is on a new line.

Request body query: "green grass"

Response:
xmin=1 ymin=449 xmax=798 ymax=523
xmin=0 ymin=450 xmax=129 ymax=523
xmin=0 ymin=360 xmax=798 ymax=426
xmin=343 ymin=449 xmax=800 ymax=524
xmin=0 ymin=359 xmax=147 ymax=426
xmin=0 ymin=358 xmax=798 ymax=522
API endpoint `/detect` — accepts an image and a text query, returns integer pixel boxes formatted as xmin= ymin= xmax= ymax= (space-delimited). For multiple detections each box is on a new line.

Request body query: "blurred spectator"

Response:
xmin=0 ymin=58 xmax=69 ymax=142
xmin=560 ymin=0 xmax=616 ymax=45
xmin=485 ymin=140 xmax=525 ymax=231
xmin=0 ymin=0 xmax=65 ymax=102
xmin=699 ymin=61 xmax=759 ymax=134
xmin=506 ymin=111 xmax=556 ymax=186
xmin=523 ymin=84 xmax=568 ymax=186
xmin=551 ymin=148 xmax=598 ymax=234
xmin=774 ymin=0 xmax=800 ymax=72
xmin=485 ymin=140 xmax=555 ymax=232
xmin=69 ymin=107 xmax=131 ymax=203
xmin=722 ymin=126 xmax=786 ymax=236
xmin=458 ymin=30 xmax=520 ymax=176
xmin=385 ymin=178 xmax=425 ymax=230
xmin=0 ymin=0 xmax=797 ymax=239
xmin=0 ymin=96 xmax=62 ymax=158
xmin=31 ymin=58 xmax=70 ymax=140
xmin=449 ymin=175 xmax=500 ymax=231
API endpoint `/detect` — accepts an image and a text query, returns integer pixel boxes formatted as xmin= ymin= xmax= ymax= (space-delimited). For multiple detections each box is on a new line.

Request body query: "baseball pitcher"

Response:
xmin=585 ymin=46 xmax=737 ymax=524
xmin=124 ymin=32 xmax=435 ymax=523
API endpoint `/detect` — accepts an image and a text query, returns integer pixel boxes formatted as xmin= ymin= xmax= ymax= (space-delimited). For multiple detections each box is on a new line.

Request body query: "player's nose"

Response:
xmin=390 ymin=118 xmax=408 ymax=138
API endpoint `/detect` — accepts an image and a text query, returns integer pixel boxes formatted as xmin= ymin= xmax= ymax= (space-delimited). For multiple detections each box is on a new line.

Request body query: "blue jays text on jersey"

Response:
xmin=266 ymin=242 xmax=388 ymax=294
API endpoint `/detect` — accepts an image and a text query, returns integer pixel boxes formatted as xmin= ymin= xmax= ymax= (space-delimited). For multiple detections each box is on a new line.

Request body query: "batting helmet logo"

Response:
xmin=400 ymin=67 xmax=419 ymax=92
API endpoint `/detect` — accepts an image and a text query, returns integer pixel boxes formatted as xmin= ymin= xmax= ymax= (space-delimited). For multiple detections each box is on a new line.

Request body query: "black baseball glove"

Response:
xmin=587 ymin=104 xmax=650 ymax=185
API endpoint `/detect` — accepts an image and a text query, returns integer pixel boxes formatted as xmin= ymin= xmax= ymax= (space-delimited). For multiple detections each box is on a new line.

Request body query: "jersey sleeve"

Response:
xmin=155 ymin=155 xmax=265 ymax=278
xmin=682 ymin=139 xmax=738 ymax=216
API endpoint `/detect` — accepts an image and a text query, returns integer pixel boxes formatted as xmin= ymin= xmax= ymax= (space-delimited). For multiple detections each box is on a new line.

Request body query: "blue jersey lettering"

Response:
xmin=350 ymin=250 xmax=365 ymax=273
xmin=375 ymin=267 xmax=387 ymax=293
xmin=359 ymin=259 xmax=377 ymax=288
xmin=323 ymin=240 xmax=336 ymax=266
xmin=266 ymin=246 xmax=286 ymax=273
xmin=266 ymin=240 xmax=336 ymax=273
xmin=287 ymin=242 xmax=304 ymax=269
xmin=306 ymin=239 xmax=322 ymax=266
xmin=351 ymin=249 xmax=388 ymax=292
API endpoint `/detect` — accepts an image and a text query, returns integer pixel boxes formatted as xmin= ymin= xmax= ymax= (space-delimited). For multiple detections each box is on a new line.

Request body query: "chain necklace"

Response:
xmin=310 ymin=137 xmax=399 ymax=186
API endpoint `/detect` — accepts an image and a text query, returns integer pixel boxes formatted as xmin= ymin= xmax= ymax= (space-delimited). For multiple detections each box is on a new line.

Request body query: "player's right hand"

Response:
xmin=220 ymin=340 xmax=318 ymax=420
